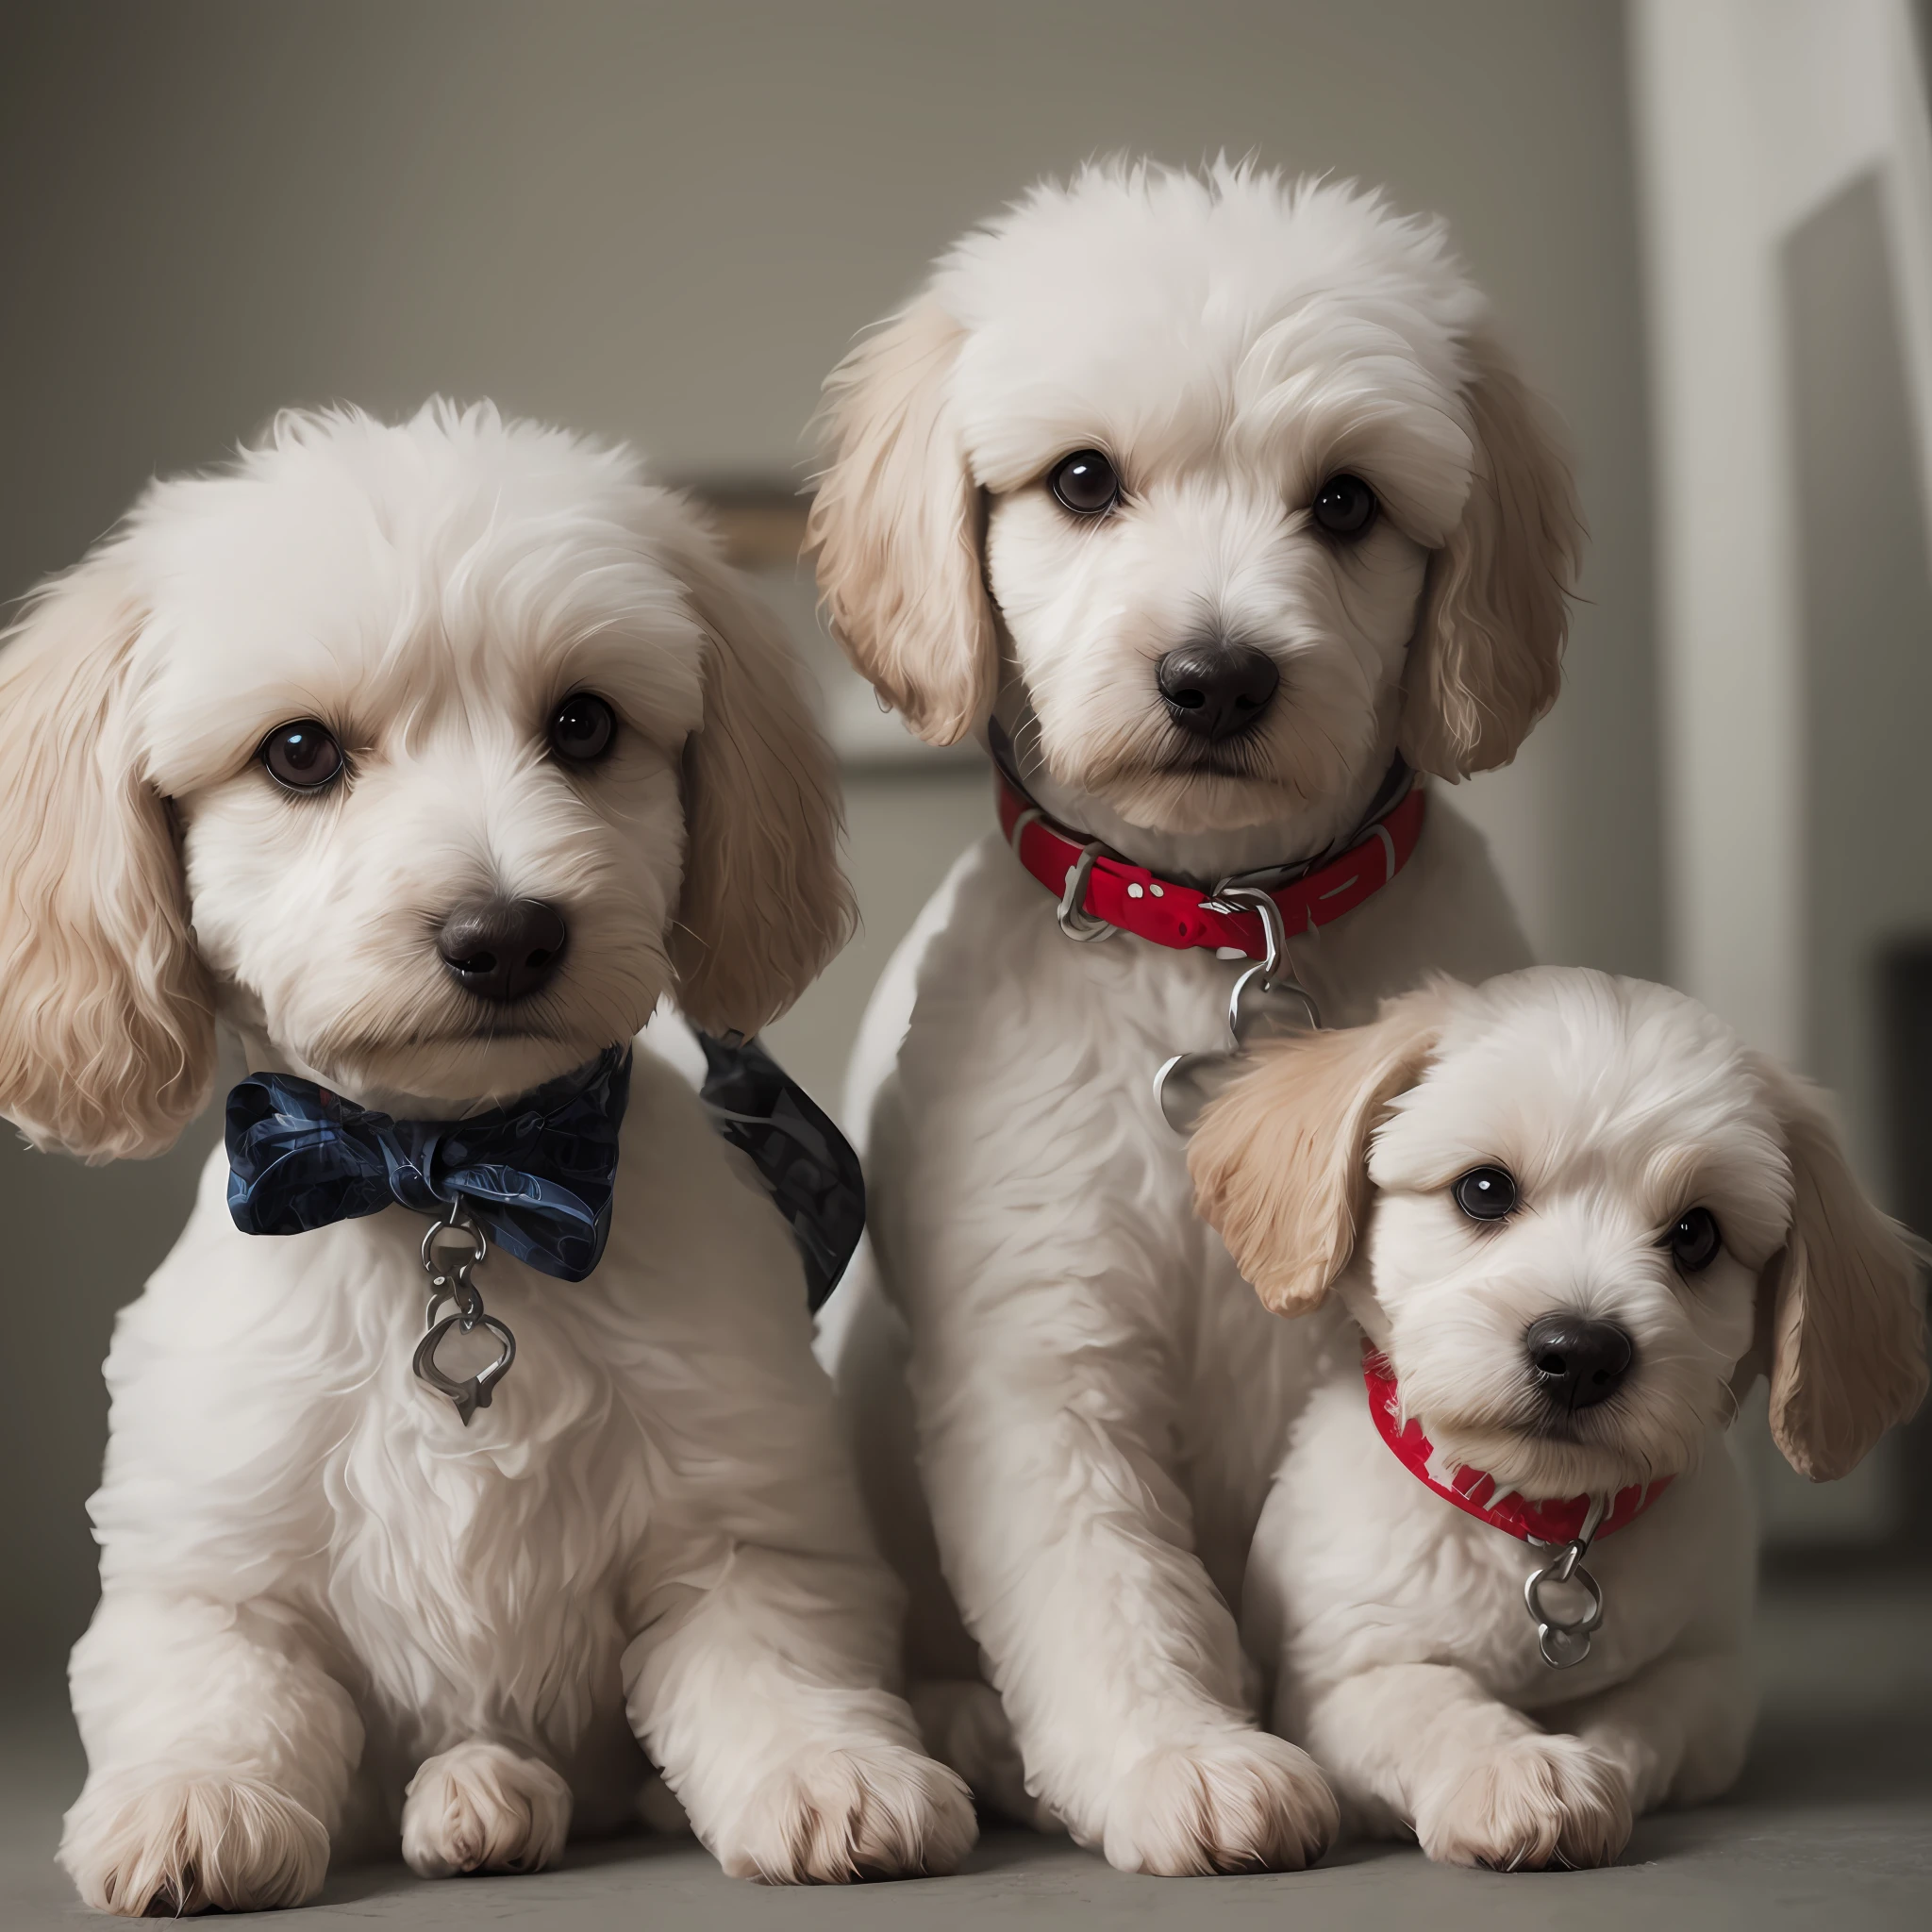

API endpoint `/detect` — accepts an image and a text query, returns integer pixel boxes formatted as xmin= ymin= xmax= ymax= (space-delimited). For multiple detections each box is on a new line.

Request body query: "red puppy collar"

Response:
xmin=1362 ymin=1344 xmax=1670 ymax=1547
xmin=996 ymin=769 xmax=1426 ymax=958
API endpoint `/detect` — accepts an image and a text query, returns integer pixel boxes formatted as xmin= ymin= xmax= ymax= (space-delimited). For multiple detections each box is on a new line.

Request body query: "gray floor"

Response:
xmin=4 ymin=1574 xmax=1928 ymax=1930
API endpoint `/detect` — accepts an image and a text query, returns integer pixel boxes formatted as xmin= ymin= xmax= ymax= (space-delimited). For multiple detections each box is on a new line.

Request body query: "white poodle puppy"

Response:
xmin=808 ymin=161 xmax=1580 ymax=1870
xmin=0 ymin=403 xmax=974 ymax=1914
xmin=1191 ymin=969 xmax=1926 ymax=1869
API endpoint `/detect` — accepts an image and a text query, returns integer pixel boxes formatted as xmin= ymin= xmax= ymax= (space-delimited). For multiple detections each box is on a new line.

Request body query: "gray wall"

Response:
xmin=0 ymin=1 xmax=1657 ymax=1685
xmin=1788 ymin=174 xmax=1932 ymax=1184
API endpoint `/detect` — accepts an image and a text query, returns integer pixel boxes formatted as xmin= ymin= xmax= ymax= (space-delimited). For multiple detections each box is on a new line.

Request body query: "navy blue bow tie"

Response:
xmin=694 ymin=1033 xmax=865 ymax=1313
xmin=225 ymin=1036 xmax=865 ymax=1306
xmin=226 ymin=1047 xmax=632 ymax=1281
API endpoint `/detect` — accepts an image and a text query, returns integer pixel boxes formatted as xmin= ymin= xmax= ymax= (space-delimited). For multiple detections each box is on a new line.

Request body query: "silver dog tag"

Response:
xmin=1524 ymin=1503 xmax=1608 ymax=1668
xmin=412 ymin=1200 xmax=517 ymax=1424
xmin=1155 ymin=958 xmax=1323 ymax=1135
xmin=1155 ymin=1050 xmax=1243 ymax=1135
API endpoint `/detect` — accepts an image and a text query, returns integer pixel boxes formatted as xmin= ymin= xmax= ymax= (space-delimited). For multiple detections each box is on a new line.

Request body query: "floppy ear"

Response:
xmin=1399 ymin=329 xmax=1583 ymax=780
xmin=1190 ymin=990 xmax=1444 ymax=1315
xmin=0 ymin=550 xmax=215 ymax=1161
xmin=807 ymin=298 xmax=996 ymax=747
xmin=1746 ymin=1056 xmax=1928 ymax=1482
xmin=661 ymin=525 xmax=857 ymax=1040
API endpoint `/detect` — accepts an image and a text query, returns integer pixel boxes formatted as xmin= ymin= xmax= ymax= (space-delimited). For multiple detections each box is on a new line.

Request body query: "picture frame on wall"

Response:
xmin=683 ymin=480 xmax=980 ymax=772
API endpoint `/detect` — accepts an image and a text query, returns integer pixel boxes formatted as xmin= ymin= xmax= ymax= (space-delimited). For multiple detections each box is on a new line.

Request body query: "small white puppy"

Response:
xmin=1191 ymin=968 xmax=1927 ymax=1869
xmin=809 ymin=160 xmax=1580 ymax=1870
xmin=0 ymin=403 xmax=973 ymax=1913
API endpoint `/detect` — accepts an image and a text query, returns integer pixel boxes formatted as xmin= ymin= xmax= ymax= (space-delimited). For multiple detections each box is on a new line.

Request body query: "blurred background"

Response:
xmin=1 ymin=0 xmax=1928 ymax=1701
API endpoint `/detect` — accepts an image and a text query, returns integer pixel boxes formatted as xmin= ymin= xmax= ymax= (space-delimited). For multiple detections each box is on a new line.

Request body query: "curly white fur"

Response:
xmin=809 ymin=161 xmax=1580 ymax=1872
xmin=0 ymin=403 xmax=973 ymax=1913
xmin=1193 ymin=969 xmax=1926 ymax=1868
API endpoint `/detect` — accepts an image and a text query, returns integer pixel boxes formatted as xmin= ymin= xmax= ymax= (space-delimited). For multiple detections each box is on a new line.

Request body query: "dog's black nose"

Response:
xmin=1157 ymin=641 xmax=1280 ymax=741
xmin=437 ymin=899 xmax=568 ymax=1003
xmin=1524 ymin=1314 xmax=1634 ymax=1411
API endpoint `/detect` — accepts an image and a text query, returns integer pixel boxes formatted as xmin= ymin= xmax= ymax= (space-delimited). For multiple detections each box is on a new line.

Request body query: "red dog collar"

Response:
xmin=1362 ymin=1344 xmax=1669 ymax=1547
xmin=996 ymin=769 xmax=1426 ymax=958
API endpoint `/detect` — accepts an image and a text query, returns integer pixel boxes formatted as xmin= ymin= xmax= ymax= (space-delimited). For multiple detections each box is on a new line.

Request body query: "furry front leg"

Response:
xmin=61 ymin=1590 xmax=361 ymax=1915
xmin=1305 ymin=1664 xmax=1632 ymax=1870
xmin=625 ymin=1546 xmax=975 ymax=1883
xmin=925 ymin=1379 xmax=1336 ymax=1873
xmin=1563 ymin=1650 xmax=1757 ymax=1814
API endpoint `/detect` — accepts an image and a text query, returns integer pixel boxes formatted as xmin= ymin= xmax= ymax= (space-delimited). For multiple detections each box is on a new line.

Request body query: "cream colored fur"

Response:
xmin=0 ymin=562 xmax=214 ymax=1160
xmin=811 ymin=161 xmax=1579 ymax=1873
xmin=0 ymin=402 xmax=972 ymax=1913
xmin=1193 ymin=970 xmax=1926 ymax=1867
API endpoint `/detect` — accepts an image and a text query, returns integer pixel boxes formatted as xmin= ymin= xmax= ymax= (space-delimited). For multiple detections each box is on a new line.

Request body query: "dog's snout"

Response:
xmin=1524 ymin=1314 xmax=1634 ymax=1412
xmin=437 ymin=898 xmax=569 ymax=1003
xmin=1156 ymin=641 xmax=1279 ymax=741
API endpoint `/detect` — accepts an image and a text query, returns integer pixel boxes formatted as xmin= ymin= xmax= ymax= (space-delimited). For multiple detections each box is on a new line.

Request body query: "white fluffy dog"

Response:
xmin=808 ymin=161 xmax=1582 ymax=1871
xmin=1191 ymin=968 xmax=1926 ymax=1869
xmin=0 ymin=402 xmax=974 ymax=1914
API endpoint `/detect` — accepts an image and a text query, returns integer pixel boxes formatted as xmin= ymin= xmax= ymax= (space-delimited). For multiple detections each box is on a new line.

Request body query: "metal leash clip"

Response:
xmin=1154 ymin=884 xmax=1322 ymax=1134
xmin=1524 ymin=1496 xmax=1609 ymax=1668
xmin=411 ymin=1197 xmax=517 ymax=1424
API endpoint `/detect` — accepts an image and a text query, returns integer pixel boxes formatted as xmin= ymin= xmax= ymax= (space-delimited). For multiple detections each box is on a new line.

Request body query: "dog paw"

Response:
xmin=909 ymin=1679 xmax=1064 ymax=1833
xmin=718 ymin=1742 xmax=977 ymax=1883
xmin=1417 ymin=1732 xmax=1632 ymax=1871
xmin=401 ymin=1741 xmax=572 ymax=1878
xmin=1103 ymin=1733 xmax=1339 ymax=1875
xmin=60 ymin=1768 xmax=328 ymax=1915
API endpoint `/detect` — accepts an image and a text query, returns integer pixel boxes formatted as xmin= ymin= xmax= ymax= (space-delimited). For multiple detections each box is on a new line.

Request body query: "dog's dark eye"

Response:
xmin=550 ymin=692 xmax=616 ymax=764
xmin=1453 ymin=1166 xmax=1518 ymax=1222
xmin=1665 ymin=1207 xmax=1723 ymax=1274
xmin=1049 ymin=449 xmax=1121 ymax=517
xmin=259 ymin=720 xmax=343 ymax=792
xmin=1310 ymin=473 xmax=1378 ymax=539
